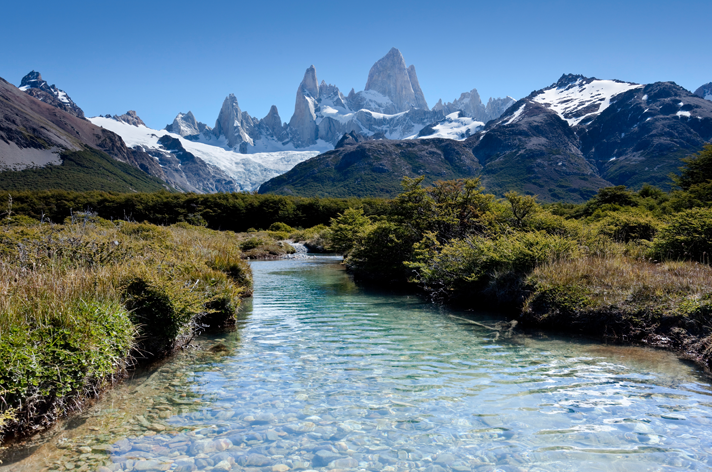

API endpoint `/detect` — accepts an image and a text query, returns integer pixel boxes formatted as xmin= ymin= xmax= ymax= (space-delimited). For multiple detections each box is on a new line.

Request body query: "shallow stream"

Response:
xmin=3 ymin=257 xmax=712 ymax=471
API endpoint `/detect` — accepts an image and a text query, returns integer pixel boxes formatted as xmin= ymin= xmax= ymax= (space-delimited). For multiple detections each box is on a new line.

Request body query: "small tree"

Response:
xmin=505 ymin=191 xmax=538 ymax=228
xmin=674 ymin=144 xmax=712 ymax=190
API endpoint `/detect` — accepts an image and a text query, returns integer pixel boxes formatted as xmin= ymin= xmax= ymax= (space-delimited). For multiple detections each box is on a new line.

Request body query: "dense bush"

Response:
xmin=5 ymin=190 xmax=390 ymax=233
xmin=651 ymin=208 xmax=712 ymax=263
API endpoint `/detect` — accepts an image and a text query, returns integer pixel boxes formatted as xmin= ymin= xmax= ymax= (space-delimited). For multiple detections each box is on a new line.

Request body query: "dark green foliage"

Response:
xmin=121 ymin=275 xmax=204 ymax=357
xmin=594 ymin=210 xmax=660 ymax=243
xmin=0 ymin=148 xmax=168 ymax=193
xmin=651 ymin=208 xmax=712 ymax=263
xmin=675 ymin=144 xmax=712 ymax=190
xmin=0 ymin=301 xmax=133 ymax=433
xmin=6 ymin=190 xmax=390 ymax=233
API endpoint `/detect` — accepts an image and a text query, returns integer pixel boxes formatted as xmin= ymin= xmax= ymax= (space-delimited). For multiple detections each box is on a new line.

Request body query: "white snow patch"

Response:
xmin=55 ymin=90 xmax=69 ymax=104
xmin=533 ymin=79 xmax=643 ymax=126
xmin=359 ymin=89 xmax=392 ymax=105
xmin=642 ymin=94 xmax=648 ymax=101
xmin=705 ymin=94 xmax=712 ymax=101
xmin=503 ymin=104 xmax=526 ymax=126
xmin=415 ymin=114 xmax=484 ymax=141
xmin=677 ymin=111 xmax=691 ymax=118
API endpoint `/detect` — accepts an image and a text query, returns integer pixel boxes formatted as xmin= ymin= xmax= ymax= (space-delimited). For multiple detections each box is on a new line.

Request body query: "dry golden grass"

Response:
xmin=529 ymin=255 xmax=712 ymax=310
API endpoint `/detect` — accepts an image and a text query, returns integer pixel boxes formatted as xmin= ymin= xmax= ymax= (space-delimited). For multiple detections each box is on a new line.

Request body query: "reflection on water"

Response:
xmin=3 ymin=257 xmax=712 ymax=471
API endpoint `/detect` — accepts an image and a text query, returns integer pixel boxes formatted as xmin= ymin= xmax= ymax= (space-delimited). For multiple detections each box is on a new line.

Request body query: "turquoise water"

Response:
xmin=3 ymin=257 xmax=712 ymax=471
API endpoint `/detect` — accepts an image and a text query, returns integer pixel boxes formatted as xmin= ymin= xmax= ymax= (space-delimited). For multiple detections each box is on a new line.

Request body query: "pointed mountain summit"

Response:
xmin=165 ymin=111 xmax=211 ymax=136
xmin=213 ymin=94 xmax=258 ymax=150
xmin=300 ymin=65 xmax=320 ymax=99
xmin=289 ymin=66 xmax=321 ymax=147
xmin=262 ymin=105 xmax=287 ymax=141
xmin=364 ymin=48 xmax=428 ymax=113
xmin=18 ymin=70 xmax=85 ymax=119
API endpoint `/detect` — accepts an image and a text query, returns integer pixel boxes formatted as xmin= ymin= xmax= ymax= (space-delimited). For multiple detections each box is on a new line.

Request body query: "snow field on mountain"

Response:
xmin=533 ymin=79 xmax=643 ymax=126
xmin=415 ymin=112 xmax=484 ymax=140
xmin=89 ymin=117 xmax=321 ymax=190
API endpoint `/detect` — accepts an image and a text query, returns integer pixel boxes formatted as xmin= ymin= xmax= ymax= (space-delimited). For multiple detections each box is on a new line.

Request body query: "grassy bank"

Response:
xmin=328 ymin=146 xmax=712 ymax=372
xmin=0 ymin=216 xmax=252 ymax=442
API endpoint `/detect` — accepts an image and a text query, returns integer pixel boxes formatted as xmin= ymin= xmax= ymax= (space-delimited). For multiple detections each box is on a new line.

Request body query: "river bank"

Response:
xmin=329 ymin=173 xmax=712 ymax=376
xmin=0 ymin=217 xmax=252 ymax=444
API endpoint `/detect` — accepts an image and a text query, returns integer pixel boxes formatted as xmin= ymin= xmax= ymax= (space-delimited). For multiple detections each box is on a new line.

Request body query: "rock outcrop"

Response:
xmin=112 ymin=110 xmax=147 ymax=127
xmin=261 ymin=106 xmax=287 ymax=142
xmin=19 ymin=71 xmax=85 ymax=119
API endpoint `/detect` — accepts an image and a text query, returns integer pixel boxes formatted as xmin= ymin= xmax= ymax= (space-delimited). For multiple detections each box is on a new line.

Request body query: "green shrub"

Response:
xmin=651 ymin=208 xmax=712 ymax=263
xmin=121 ymin=274 xmax=204 ymax=357
xmin=268 ymin=222 xmax=294 ymax=232
xmin=346 ymin=220 xmax=415 ymax=279
xmin=407 ymin=231 xmax=580 ymax=296
xmin=240 ymin=237 xmax=263 ymax=251
xmin=329 ymin=208 xmax=373 ymax=254
xmin=0 ymin=215 xmax=39 ymax=227
xmin=0 ymin=300 xmax=134 ymax=433
xmin=595 ymin=210 xmax=660 ymax=242
xmin=208 ymin=255 xmax=253 ymax=292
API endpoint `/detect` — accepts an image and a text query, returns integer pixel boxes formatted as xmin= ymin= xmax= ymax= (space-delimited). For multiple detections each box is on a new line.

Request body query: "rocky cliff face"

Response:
xmin=165 ymin=111 xmax=211 ymax=136
xmin=261 ymin=105 xmax=287 ymax=142
xmin=19 ymin=71 xmax=86 ymax=119
xmin=139 ymin=136 xmax=239 ymax=193
xmin=364 ymin=48 xmax=428 ymax=114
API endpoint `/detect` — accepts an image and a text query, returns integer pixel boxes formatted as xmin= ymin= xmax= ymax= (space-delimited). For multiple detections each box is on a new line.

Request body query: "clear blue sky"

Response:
xmin=2 ymin=0 xmax=710 ymax=130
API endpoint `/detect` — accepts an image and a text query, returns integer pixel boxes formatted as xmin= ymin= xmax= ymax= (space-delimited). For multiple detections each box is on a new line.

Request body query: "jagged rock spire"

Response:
xmin=364 ymin=48 xmax=428 ymax=113
xmin=288 ymin=66 xmax=320 ymax=147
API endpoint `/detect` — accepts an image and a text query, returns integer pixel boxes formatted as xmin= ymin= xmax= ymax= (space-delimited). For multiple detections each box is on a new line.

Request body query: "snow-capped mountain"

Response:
xmin=13 ymin=50 xmax=516 ymax=194
xmin=695 ymin=83 xmax=712 ymax=101
xmin=530 ymin=74 xmax=643 ymax=126
xmin=262 ymin=72 xmax=712 ymax=202
xmin=465 ymin=74 xmax=712 ymax=199
xmin=90 ymin=115 xmax=320 ymax=192
xmin=160 ymin=48 xmax=514 ymax=155
xmin=19 ymin=71 xmax=85 ymax=119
